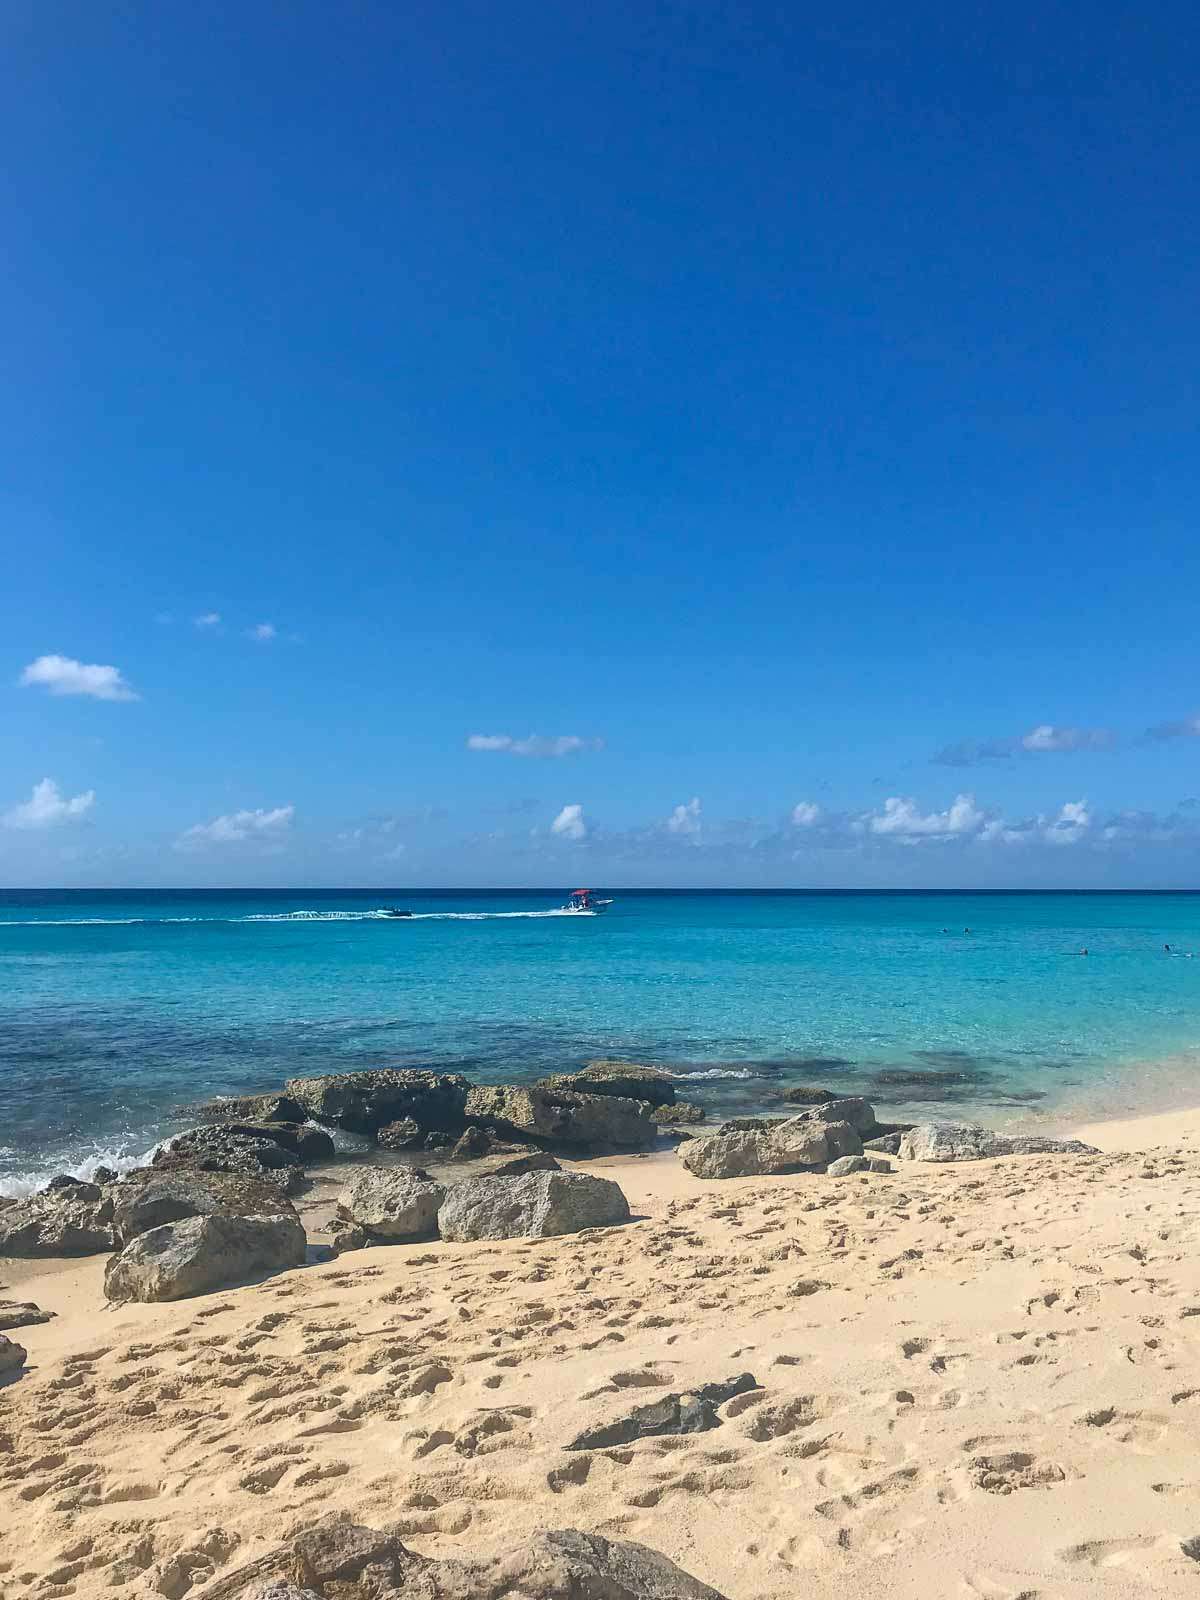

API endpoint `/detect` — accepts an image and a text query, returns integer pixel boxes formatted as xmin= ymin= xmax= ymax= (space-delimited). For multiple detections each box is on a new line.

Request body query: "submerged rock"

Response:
xmin=0 ymin=1189 xmax=116 ymax=1258
xmin=680 ymin=1116 xmax=862 ymax=1180
xmin=336 ymin=1167 xmax=445 ymax=1240
xmin=539 ymin=1060 xmax=679 ymax=1107
xmin=567 ymin=1374 xmax=759 ymax=1450
xmin=779 ymin=1085 xmax=840 ymax=1105
xmin=112 ymin=1167 xmax=303 ymax=1246
xmin=438 ymin=1170 xmax=631 ymax=1241
xmin=898 ymin=1123 xmax=1100 ymax=1163
xmin=285 ymin=1069 xmax=470 ymax=1136
xmin=464 ymin=1084 xmax=655 ymax=1148
xmin=208 ymin=1516 xmax=727 ymax=1600
xmin=105 ymin=1211 xmax=307 ymax=1303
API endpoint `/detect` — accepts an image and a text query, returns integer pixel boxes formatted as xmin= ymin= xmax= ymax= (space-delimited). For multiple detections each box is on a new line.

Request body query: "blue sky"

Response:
xmin=3 ymin=0 xmax=1199 ymax=887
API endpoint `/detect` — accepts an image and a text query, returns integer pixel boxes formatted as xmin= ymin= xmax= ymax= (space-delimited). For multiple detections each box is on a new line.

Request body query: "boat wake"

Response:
xmin=0 ymin=908 xmax=595 ymax=928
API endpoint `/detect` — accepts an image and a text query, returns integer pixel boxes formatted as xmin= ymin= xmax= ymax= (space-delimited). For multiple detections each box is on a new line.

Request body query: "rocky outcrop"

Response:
xmin=0 ymin=1187 xmax=115 ymax=1258
xmin=438 ymin=1170 xmax=631 ymax=1241
xmin=111 ymin=1167 xmax=303 ymax=1247
xmin=567 ymin=1374 xmax=759 ymax=1450
xmin=785 ymin=1096 xmax=878 ymax=1135
xmin=464 ymin=1084 xmax=655 ymax=1148
xmin=680 ymin=1115 xmax=861 ymax=1180
xmin=150 ymin=1122 xmax=332 ymax=1193
xmin=376 ymin=1117 xmax=426 ymax=1150
xmin=539 ymin=1060 xmax=679 ymax=1107
xmin=285 ymin=1069 xmax=469 ymax=1135
xmin=0 ymin=1299 xmax=53 ymax=1330
xmin=209 ymin=1516 xmax=727 ymax=1600
xmin=104 ymin=1211 xmax=307 ymax=1303
xmin=0 ymin=1334 xmax=27 ymax=1378
xmin=897 ymin=1123 xmax=1100 ymax=1163
xmin=189 ymin=1093 xmax=309 ymax=1124
xmin=652 ymin=1102 xmax=706 ymax=1125
xmin=336 ymin=1168 xmax=445 ymax=1241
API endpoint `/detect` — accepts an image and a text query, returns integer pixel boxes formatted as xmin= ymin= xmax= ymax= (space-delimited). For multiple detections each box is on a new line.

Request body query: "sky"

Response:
xmin=3 ymin=0 xmax=1199 ymax=888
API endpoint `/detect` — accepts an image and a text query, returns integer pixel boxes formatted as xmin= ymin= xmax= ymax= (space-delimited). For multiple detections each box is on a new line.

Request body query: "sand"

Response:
xmin=3 ymin=1113 xmax=1200 ymax=1599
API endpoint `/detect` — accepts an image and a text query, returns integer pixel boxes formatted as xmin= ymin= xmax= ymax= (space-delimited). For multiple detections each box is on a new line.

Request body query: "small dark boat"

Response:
xmin=375 ymin=907 xmax=414 ymax=918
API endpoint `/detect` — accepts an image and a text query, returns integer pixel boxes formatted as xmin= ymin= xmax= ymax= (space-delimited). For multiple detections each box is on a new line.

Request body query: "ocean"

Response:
xmin=3 ymin=887 xmax=1200 ymax=1195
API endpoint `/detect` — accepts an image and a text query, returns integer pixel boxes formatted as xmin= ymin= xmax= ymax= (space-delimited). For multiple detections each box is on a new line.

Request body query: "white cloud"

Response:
xmin=1020 ymin=725 xmax=1113 ymax=753
xmin=467 ymin=734 xmax=603 ymax=758
xmin=247 ymin=622 xmax=277 ymax=641
xmin=19 ymin=654 xmax=138 ymax=702
xmin=666 ymin=797 xmax=702 ymax=837
xmin=1043 ymin=799 xmax=1091 ymax=846
xmin=791 ymin=801 xmax=821 ymax=827
xmin=194 ymin=612 xmax=222 ymax=628
xmin=178 ymin=804 xmax=294 ymax=848
xmin=866 ymin=793 xmax=986 ymax=841
xmin=551 ymin=803 xmax=587 ymax=840
xmin=3 ymin=778 xmax=95 ymax=830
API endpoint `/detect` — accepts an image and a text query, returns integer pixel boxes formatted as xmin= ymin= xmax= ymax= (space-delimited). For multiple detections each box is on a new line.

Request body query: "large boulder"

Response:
xmin=150 ymin=1126 xmax=315 ymax=1193
xmin=104 ymin=1211 xmax=307 ymax=1303
xmin=438 ymin=1170 xmax=630 ymax=1242
xmin=785 ymin=1097 xmax=878 ymax=1135
xmin=207 ymin=1517 xmax=726 ymax=1600
xmin=464 ymin=1084 xmax=655 ymax=1148
xmin=898 ymin=1123 xmax=1100 ymax=1163
xmin=336 ymin=1168 xmax=445 ymax=1240
xmin=285 ymin=1069 xmax=469 ymax=1135
xmin=680 ymin=1116 xmax=861 ymax=1180
xmin=111 ymin=1167 xmax=302 ymax=1246
xmin=538 ymin=1060 xmax=679 ymax=1107
xmin=0 ymin=1188 xmax=115 ymax=1258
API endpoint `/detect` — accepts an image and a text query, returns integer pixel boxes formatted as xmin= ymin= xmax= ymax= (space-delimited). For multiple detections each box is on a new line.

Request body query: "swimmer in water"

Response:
xmin=1080 ymin=947 xmax=1088 ymax=956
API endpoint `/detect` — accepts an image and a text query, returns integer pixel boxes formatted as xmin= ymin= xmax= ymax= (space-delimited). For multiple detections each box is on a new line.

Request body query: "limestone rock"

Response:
xmin=826 ymin=1154 xmax=868 ymax=1176
xmin=112 ymin=1167 xmax=302 ymax=1246
xmin=0 ymin=1299 xmax=53 ymax=1330
xmin=0 ymin=1334 xmax=27 ymax=1377
xmin=539 ymin=1060 xmax=679 ymax=1107
xmin=898 ymin=1123 xmax=1100 ymax=1163
xmin=189 ymin=1093 xmax=309 ymax=1124
xmin=780 ymin=1085 xmax=840 ymax=1105
xmin=44 ymin=1174 xmax=101 ymax=1197
xmin=567 ymin=1374 xmax=758 ymax=1450
xmin=488 ymin=1151 xmax=561 ymax=1176
xmin=285 ymin=1069 xmax=469 ymax=1135
xmin=652 ymin=1101 xmax=706 ymax=1125
xmin=105 ymin=1211 xmax=306 ymax=1302
xmin=864 ymin=1132 xmax=904 ymax=1155
xmin=680 ymin=1116 xmax=862 ymax=1180
xmin=336 ymin=1168 xmax=445 ymax=1240
xmin=328 ymin=1223 xmax=367 ymax=1255
xmin=438 ymin=1170 xmax=630 ymax=1241
xmin=0 ymin=1189 xmax=115 ymax=1258
xmin=716 ymin=1116 xmax=787 ymax=1135
xmin=151 ymin=1123 xmax=330 ymax=1192
xmin=464 ymin=1084 xmax=655 ymax=1148
xmin=785 ymin=1096 xmax=878 ymax=1135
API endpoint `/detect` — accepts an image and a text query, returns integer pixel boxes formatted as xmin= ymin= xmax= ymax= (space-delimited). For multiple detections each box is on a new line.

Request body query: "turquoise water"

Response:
xmin=4 ymin=888 xmax=1200 ymax=1193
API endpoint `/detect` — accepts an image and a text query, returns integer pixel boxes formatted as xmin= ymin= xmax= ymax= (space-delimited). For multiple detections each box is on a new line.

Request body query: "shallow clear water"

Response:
xmin=4 ymin=887 xmax=1200 ymax=1193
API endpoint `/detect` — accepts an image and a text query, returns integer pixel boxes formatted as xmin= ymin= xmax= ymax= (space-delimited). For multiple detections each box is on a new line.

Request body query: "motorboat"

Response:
xmin=561 ymin=888 xmax=613 ymax=914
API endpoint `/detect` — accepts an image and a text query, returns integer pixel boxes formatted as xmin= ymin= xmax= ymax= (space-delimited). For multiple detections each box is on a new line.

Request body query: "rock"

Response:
xmin=328 ymin=1223 xmax=367 ymax=1255
xmin=336 ymin=1168 xmax=445 ymax=1240
xmin=188 ymin=1093 xmax=309 ymax=1124
xmin=203 ymin=1517 xmax=727 ymax=1600
xmin=652 ymin=1101 xmax=706 ymax=1125
xmin=112 ymin=1168 xmax=303 ymax=1246
xmin=216 ymin=1121 xmax=334 ymax=1162
xmin=0 ymin=1189 xmax=116 ymax=1257
xmin=449 ymin=1125 xmax=492 ymax=1159
xmin=897 ymin=1123 xmax=1100 ymax=1164
xmin=105 ymin=1211 xmax=306 ymax=1302
xmin=865 ymin=1156 xmax=894 ymax=1173
xmin=93 ymin=1166 xmax=118 ymax=1184
xmin=567 ymin=1374 xmax=759 ymax=1450
xmin=438 ymin=1170 xmax=630 ymax=1241
xmin=464 ymin=1084 xmax=655 ymax=1148
xmin=151 ymin=1127 xmax=307 ymax=1193
xmin=780 ymin=1085 xmax=840 ymax=1105
xmin=0 ymin=1334 xmax=27 ymax=1377
xmin=488 ymin=1151 xmax=562 ymax=1176
xmin=44 ymin=1174 xmax=101 ymax=1198
xmin=0 ymin=1299 xmax=53 ymax=1330
xmin=539 ymin=1061 xmax=679 ymax=1107
xmin=786 ymin=1096 xmax=878 ymax=1135
xmin=376 ymin=1117 xmax=425 ymax=1150
xmin=423 ymin=1131 xmax=455 ymax=1149
xmin=826 ymin=1155 xmax=868 ymax=1176
xmin=680 ymin=1116 xmax=862 ymax=1180
xmin=864 ymin=1132 xmax=904 ymax=1155
xmin=285 ymin=1069 xmax=470 ymax=1135
xmin=716 ymin=1116 xmax=788 ymax=1134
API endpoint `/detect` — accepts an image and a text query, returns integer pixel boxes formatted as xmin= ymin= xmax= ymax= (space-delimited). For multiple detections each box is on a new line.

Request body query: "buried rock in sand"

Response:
xmin=437 ymin=1169 xmax=631 ymax=1241
xmin=898 ymin=1122 xmax=1100 ymax=1163
xmin=566 ymin=1373 xmax=760 ymax=1450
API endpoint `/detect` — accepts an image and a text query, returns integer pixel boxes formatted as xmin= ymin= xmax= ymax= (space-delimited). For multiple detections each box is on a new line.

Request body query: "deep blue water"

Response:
xmin=3 ymin=888 xmax=1200 ymax=1193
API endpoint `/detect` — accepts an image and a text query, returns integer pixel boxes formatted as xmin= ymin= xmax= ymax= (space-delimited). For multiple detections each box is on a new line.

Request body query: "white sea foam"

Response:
xmin=663 ymin=1066 xmax=760 ymax=1081
xmin=0 ymin=1145 xmax=154 ymax=1200
xmin=0 ymin=908 xmax=592 ymax=928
